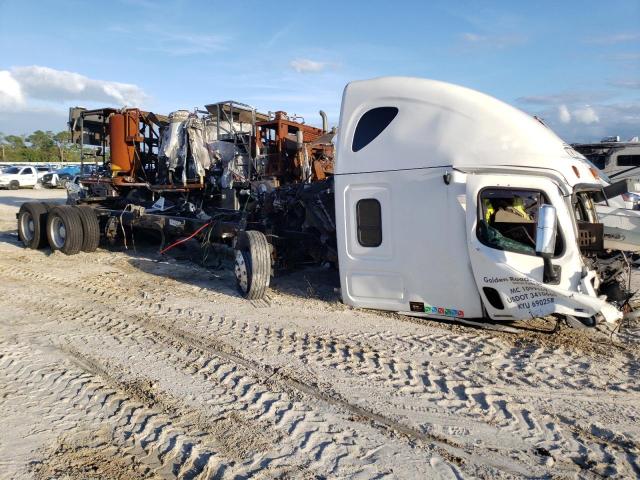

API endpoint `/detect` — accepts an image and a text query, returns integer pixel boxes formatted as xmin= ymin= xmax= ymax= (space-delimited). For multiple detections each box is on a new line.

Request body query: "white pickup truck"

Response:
xmin=0 ymin=165 xmax=39 ymax=189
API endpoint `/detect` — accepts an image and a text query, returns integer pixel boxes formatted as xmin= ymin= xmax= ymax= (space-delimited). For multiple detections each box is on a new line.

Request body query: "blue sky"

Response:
xmin=0 ymin=0 xmax=638 ymax=142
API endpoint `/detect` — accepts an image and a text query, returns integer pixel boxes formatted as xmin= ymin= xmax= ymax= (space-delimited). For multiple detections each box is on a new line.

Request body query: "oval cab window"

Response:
xmin=352 ymin=107 xmax=399 ymax=152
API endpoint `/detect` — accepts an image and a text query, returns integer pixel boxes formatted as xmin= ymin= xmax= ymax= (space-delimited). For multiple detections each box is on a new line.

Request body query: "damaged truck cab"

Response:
xmin=334 ymin=77 xmax=627 ymax=325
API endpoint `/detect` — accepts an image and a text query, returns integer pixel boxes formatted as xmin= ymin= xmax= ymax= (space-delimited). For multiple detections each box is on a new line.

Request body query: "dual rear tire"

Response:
xmin=17 ymin=202 xmax=49 ymax=249
xmin=74 ymin=205 xmax=101 ymax=252
xmin=46 ymin=206 xmax=84 ymax=254
xmin=17 ymin=203 xmax=100 ymax=254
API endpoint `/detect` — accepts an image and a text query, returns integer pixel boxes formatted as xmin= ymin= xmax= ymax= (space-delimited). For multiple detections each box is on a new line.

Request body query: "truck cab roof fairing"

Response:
xmin=335 ymin=76 xmax=596 ymax=186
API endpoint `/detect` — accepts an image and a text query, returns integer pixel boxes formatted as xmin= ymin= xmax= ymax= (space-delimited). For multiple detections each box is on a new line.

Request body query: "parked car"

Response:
xmin=41 ymin=166 xmax=81 ymax=188
xmin=0 ymin=165 xmax=39 ymax=189
xmin=35 ymin=165 xmax=55 ymax=180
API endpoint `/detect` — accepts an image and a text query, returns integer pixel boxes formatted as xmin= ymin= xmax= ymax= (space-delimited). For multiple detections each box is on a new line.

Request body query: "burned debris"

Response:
xmin=62 ymin=101 xmax=337 ymax=297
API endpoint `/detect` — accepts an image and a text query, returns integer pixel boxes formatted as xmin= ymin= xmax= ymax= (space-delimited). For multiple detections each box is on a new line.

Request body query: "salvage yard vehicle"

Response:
xmin=0 ymin=165 xmax=39 ymax=189
xmin=35 ymin=165 xmax=55 ymax=180
xmin=40 ymin=165 xmax=82 ymax=188
xmin=16 ymin=77 xmax=637 ymax=328
xmin=332 ymin=77 xmax=634 ymax=327
xmin=573 ymin=137 xmax=640 ymax=186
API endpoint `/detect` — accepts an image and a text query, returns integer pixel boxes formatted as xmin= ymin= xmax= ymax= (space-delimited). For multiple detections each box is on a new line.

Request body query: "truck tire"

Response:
xmin=73 ymin=205 xmax=100 ymax=252
xmin=234 ymin=230 xmax=271 ymax=300
xmin=46 ymin=206 xmax=84 ymax=255
xmin=9 ymin=180 xmax=19 ymax=190
xmin=17 ymin=202 xmax=49 ymax=249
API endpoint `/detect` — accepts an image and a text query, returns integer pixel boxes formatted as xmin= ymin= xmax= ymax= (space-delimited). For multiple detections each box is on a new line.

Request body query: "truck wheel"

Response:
xmin=9 ymin=180 xmax=19 ymax=190
xmin=73 ymin=205 xmax=101 ymax=252
xmin=46 ymin=206 xmax=84 ymax=255
xmin=17 ymin=202 xmax=49 ymax=249
xmin=234 ymin=230 xmax=271 ymax=299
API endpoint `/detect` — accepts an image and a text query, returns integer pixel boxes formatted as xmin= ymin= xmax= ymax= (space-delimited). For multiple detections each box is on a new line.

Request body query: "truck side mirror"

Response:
xmin=536 ymin=204 xmax=560 ymax=284
xmin=536 ymin=204 xmax=557 ymax=256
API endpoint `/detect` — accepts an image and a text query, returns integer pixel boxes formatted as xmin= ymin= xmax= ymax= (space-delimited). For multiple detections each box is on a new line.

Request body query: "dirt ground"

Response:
xmin=0 ymin=188 xmax=639 ymax=479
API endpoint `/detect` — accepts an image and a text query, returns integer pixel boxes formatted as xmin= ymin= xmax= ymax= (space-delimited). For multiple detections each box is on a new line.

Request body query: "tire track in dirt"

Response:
xmin=2 ymin=258 xmax=639 ymax=477
xmin=2 ymin=262 xmax=637 ymax=413
xmin=3 ymin=260 xmax=635 ymax=397
xmin=0 ymin=342 xmax=240 ymax=479
xmin=4 ymin=290 xmax=484 ymax=478
xmin=1 ymin=270 xmax=540 ymax=478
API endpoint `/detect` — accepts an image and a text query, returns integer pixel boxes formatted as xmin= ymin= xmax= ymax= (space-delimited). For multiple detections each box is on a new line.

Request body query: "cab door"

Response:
xmin=465 ymin=174 xmax=566 ymax=320
xmin=20 ymin=166 xmax=37 ymax=186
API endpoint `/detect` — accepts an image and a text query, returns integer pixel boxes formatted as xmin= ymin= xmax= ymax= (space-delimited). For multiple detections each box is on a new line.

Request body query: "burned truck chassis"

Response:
xmin=73 ymin=177 xmax=337 ymax=298
xmin=60 ymin=102 xmax=339 ymax=298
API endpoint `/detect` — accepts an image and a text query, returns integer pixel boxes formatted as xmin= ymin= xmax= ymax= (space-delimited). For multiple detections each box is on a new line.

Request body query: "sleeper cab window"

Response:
xmin=477 ymin=188 xmax=562 ymax=257
xmin=352 ymin=106 xmax=399 ymax=152
xmin=356 ymin=198 xmax=382 ymax=247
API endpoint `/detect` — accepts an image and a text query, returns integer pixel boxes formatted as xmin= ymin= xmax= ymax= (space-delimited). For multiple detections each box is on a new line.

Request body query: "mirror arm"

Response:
xmin=542 ymin=254 xmax=561 ymax=284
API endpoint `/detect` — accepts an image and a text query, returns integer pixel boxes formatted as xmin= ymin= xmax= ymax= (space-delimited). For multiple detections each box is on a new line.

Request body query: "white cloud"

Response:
xmin=609 ymin=79 xmax=640 ymax=89
xmin=555 ymin=104 xmax=598 ymax=125
xmin=108 ymin=25 xmax=228 ymax=56
xmin=518 ymin=91 xmax=615 ymax=105
xmin=460 ymin=32 xmax=526 ymax=49
xmin=558 ymin=104 xmax=571 ymax=124
xmin=610 ymin=52 xmax=640 ymax=62
xmin=148 ymin=32 xmax=228 ymax=55
xmin=588 ymin=32 xmax=640 ymax=44
xmin=462 ymin=33 xmax=484 ymax=42
xmin=521 ymin=97 xmax=636 ymax=143
xmin=0 ymin=66 xmax=149 ymax=134
xmin=10 ymin=66 xmax=147 ymax=105
xmin=290 ymin=58 xmax=328 ymax=73
xmin=0 ymin=70 xmax=24 ymax=109
xmin=573 ymin=106 xmax=599 ymax=125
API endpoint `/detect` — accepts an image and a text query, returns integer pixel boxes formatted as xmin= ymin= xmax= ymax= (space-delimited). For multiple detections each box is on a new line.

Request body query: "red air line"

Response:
xmin=160 ymin=222 xmax=213 ymax=255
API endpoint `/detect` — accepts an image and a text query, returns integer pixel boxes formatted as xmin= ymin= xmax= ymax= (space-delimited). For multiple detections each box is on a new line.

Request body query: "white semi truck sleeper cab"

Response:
xmin=334 ymin=77 xmax=629 ymax=326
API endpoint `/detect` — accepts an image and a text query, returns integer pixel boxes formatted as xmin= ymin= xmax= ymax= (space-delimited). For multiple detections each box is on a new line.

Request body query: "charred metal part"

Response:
xmin=255 ymin=111 xmax=334 ymax=183
xmin=68 ymin=101 xmax=338 ymax=295
xmin=584 ymin=251 xmax=635 ymax=310
xmin=105 ymin=216 xmax=119 ymax=245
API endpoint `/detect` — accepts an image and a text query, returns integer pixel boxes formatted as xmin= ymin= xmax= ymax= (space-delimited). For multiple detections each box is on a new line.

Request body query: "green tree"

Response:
xmin=26 ymin=130 xmax=56 ymax=162
xmin=53 ymin=130 xmax=71 ymax=161
xmin=5 ymin=134 xmax=25 ymax=149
